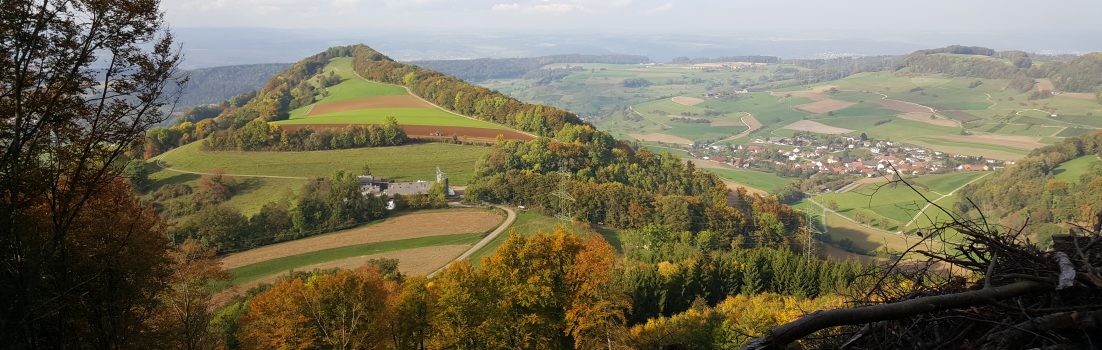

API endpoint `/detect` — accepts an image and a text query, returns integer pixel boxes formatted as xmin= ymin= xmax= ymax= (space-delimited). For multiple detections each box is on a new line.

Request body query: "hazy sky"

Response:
xmin=162 ymin=0 xmax=1102 ymax=38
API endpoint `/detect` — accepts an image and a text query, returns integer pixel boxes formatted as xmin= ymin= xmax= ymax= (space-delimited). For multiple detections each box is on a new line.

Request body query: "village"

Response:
xmin=687 ymin=132 xmax=1009 ymax=180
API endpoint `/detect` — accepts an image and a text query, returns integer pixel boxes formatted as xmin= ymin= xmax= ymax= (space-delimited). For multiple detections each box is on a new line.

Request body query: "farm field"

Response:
xmin=819 ymin=210 xmax=914 ymax=255
xmin=487 ymin=62 xmax=792 ymax=117
xmin=707 ymin=168 xmax=796 ymax=193
xmin=808 ymin=171 xmax=988 ymax=232
xmin=283 ymin=57 xmax=526 ymax=140
xmin=218 ymin=208 xmax=504 ymax=294
xmin=155 ymin=141 xmax=491 ymax=185
xmin=482 ymin=62 xmax=1102 ymax=161
xmin=226 ymin=233 xmax=482 ymax=289
xmin=221 ymin=208 xmax=503 ymax=269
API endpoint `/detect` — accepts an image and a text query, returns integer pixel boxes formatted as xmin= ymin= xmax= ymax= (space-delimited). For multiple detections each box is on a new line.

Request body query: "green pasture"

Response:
xmin=707 ymin=168 xmax=795 ymax=193
xmin=664 ymin=122 xmax=747 ymax=142
xmin=278 ymin=108 xmax=509 ymax=130
xmin=155 ymin=142 xmax=491 ymax=185
xmin=1053 ymin=155 xmax=1101 ymax=183
xmin=911 ymin=171 xmax=988 ymax=194
xmin=146 ymin=169 xmax=304 ymax=216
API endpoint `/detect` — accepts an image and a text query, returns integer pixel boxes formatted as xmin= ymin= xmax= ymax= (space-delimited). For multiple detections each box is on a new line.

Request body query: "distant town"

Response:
xmin=683 ymin=132 xmax=1009 ymax=183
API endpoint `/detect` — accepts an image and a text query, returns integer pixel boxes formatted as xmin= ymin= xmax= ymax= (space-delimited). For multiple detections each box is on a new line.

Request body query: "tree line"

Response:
xmin=202 ymin=117 xmax=407 ymax=151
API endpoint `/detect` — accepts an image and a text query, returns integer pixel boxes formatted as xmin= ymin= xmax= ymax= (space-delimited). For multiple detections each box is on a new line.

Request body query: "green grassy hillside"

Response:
xmin=155 ymin=141 xmax=491 ymax=185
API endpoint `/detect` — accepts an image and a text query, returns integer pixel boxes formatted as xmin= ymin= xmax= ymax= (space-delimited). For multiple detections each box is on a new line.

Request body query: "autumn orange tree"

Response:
xmin=239 ymin=267 xmax=394 ymax=349
xmin=430 ymin=229 xmax=630 ymax=349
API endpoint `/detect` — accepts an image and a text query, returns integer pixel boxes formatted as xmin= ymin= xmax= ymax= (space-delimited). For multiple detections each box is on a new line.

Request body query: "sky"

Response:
xmin=162 ymin=0 xmax=1102 ymax=38
xmin=160 ymin=0 xmax=1102 ymax=66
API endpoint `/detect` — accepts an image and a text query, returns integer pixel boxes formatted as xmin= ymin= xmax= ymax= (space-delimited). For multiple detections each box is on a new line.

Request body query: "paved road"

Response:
xmin=428 ymin=205 xmax=517 ymax=278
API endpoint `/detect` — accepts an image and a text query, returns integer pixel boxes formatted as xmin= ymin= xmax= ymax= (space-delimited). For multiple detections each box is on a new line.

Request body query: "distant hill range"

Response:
xmin=174 ymin=63 xmax=290 ymax=108
xmin=411 ymin=54 xmax=651 ymax=82
xmin=784 ymin=45 xmax=1102 ymax=93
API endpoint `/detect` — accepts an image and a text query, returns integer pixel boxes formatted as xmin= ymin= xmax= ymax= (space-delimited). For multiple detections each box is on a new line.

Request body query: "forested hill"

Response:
xmin=412 ymin=54 xmax=651 ymax=82
xmin=194 ymin=45 xmax=583 ymax=136
xmin=763 ymin=45 xmax=1102 ymax=93
xmin=174 ymin=63 xmax=289 ymax=107
xmin=958 ymin=131 xmax=1102 ymax=242
xmin=897 ymin=45 xmax=1102 ymax=93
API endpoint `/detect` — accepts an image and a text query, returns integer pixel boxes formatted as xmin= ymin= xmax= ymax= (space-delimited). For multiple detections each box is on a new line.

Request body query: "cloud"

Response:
xmin=491 ymin=1 xmax=583 ymax=15
xmin=382 ymin=0 xmax=448 ymax=9
xmin=527 ymin=3 xmax=583 ymax=14
xmin=491 ymin=3 xmax=522 ymax=12
xmin=640 ymin=2 xmax=672 ymax=15
xmin=332 ymin=0 xmax=360 ymax=9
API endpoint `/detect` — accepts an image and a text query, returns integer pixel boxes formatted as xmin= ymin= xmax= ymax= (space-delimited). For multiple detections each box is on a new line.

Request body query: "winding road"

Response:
xmin=428 ymin=205 xmax=517 ymax=278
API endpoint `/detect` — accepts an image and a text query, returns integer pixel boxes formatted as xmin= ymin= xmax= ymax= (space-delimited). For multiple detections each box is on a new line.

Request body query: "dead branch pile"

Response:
xmin=745 ymin=176 xmax=1102 ymax=349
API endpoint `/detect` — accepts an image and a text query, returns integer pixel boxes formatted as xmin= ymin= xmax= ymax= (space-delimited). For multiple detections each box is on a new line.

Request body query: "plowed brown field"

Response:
xmin=878 ymin=99 xmax=930 ymax=113
xmin=898 ymin=112 xmax=958 ymax=127
xmin=796 ymin=99 xmax=855 ymax=114
xmin=213 ymin=245 xmax=470 ymax=306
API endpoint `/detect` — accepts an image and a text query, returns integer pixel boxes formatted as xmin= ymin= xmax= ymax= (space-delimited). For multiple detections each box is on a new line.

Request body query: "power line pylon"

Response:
xmin=551 ymin=163 xmax=575 ymax=222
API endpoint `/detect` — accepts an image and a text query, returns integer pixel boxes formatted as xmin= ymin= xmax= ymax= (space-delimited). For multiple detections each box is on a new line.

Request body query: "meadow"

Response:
xmin=146 ymin=170 xmax=304 ymax=216
xmin=1053 ymin=155 xmax=1101 ymax=182
xmin=155 ymin=141 xmax=491 ymax=185
xmin=804 ymin=172 xmax=987 ymax=233
xmin=708 ymin=168 xmax=795 ymax=193
xmin=278 ymin=108 xmax=509 ymax=130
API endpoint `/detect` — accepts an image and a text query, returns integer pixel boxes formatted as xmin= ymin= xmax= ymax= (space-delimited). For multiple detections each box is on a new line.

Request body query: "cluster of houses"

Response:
xmin=694 ymin=135 xmax=1008 ymax=178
